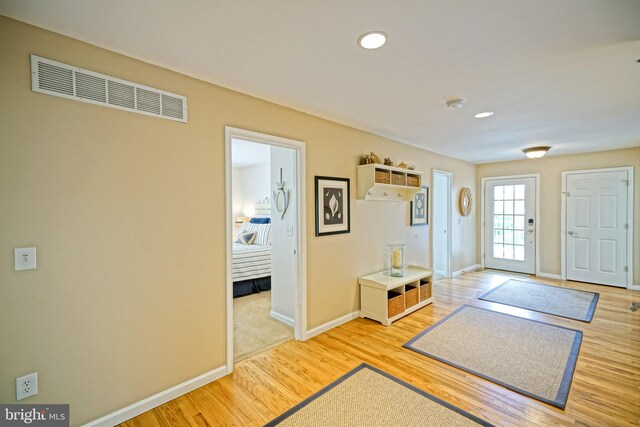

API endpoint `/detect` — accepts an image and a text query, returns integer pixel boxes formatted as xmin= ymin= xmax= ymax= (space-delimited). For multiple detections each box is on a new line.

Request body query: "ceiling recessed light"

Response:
xmin=523 ymin=146 xmax=551 ymax=159
xmin=358 ymin=31 xmax=387 ymax=49
xmin=473 ymin=111 xmax=494 ymax=119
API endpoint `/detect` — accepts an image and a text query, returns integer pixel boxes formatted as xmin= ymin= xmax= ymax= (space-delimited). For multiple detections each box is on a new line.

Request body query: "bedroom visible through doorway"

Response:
xmin=230 ymin=138 xmax=297 ymax=362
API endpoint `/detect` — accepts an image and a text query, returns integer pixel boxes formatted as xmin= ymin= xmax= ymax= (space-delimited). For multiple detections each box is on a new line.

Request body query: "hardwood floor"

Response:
xmin=121 ymin=270 xmax=640 ymax=426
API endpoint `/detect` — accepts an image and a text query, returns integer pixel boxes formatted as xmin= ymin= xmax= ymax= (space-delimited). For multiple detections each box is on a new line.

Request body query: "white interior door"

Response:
xmin=484 ymin=177 xmax=536 ymax=274
xmin=432 ymin=171 xmax=451 ymax=278
xmin=565 ymin=170 xmax=628 ymax=287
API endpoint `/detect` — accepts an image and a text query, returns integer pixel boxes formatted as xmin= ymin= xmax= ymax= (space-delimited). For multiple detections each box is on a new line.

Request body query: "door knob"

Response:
xmin=567 ymin=230 xmax=579 ymax=237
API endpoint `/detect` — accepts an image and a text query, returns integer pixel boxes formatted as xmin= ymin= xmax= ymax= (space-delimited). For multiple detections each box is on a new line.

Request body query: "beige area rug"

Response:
xmin=234 ymin=291 xmax=293 ymax=362
xmin=404 ymin=305 xmax=582 ymax=409
xmin=265 ymin=363 xmax=492 ymax=426
xmin=479 ymin=279 xmax=599 ymax=322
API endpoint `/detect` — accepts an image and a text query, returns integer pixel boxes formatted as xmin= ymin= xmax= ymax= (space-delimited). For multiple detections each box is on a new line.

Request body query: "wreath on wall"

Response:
xmin=458 ymin=187 xmax=472 ymax=216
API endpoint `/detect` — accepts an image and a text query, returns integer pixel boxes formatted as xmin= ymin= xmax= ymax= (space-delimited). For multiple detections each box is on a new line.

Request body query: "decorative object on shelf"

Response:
xmin=388 ymin=243 xmax=406 ymax=277
xmin=360 ymin=154 xmax=372 ymax=165
xmin=411 ymin=186 xmax=429 ymax=226
xmin=272 ymin=168 xmax=290 ymax=220
xmin=384 ymin=157 xmax=393 ymax=166
xmin=369 ymin=152 xmax=381 ymax=164
xmin=315 ymin=176 xmax=350 ymax=236
xmin=408 ymin=164 xmax=416 ymax=170
xmin=458 ymin=187 xmax=472 ymax=216
xmin=397 ymin=162 xmax=408 ymax=169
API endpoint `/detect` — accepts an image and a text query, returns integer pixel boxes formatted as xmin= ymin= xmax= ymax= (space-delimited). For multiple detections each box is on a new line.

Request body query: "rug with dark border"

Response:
xmin=264 ymin=363 xmax=492 ymax=426
xmin=403 ymin=305 xmax=582 ymax=409
xmin=478 ymin=279 xmax=599 ymax=322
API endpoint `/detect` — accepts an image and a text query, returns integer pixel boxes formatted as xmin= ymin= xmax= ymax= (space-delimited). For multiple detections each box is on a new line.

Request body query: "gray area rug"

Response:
xmin=234 ymin=291 xmax=293 ymax=362
xmin=265 ymin=363 xmax=492 ymax=426
xmin=404 ymin=305 xmax=582 ymax=409
xmin=479 ymin=279 xmax=599 ymax=322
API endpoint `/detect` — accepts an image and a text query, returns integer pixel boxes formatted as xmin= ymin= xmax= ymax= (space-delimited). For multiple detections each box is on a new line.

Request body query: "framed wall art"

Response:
xmin=410 ymin=186 xmax=428 ymax=226
xmin=315 ymin=176 xmax=350 ymax=236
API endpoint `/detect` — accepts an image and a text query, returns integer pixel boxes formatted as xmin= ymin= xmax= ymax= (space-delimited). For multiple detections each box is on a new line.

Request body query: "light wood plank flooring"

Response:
xmin=122 ymin=270 xmax=640 ymax=426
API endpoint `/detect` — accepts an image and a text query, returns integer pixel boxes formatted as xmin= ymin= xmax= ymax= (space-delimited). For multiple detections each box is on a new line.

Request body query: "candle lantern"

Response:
xmin=388 ymin=243 xmax=406 ymax=277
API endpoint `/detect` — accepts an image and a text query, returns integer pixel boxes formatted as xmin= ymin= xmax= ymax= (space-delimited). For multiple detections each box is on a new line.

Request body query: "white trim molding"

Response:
xmin=452 ymin=264 xmax=482 ymax=277
xmin=536 ymin=272 xmax=563 ymax=280
xmin=270 ymin=310 xmax=295 ymax=327
xmin=561 ymin=166 xmax=634 ymax=289
xmin=305 ymin=311 xmax=359 ymax=340
xmin=83 ymin=366 xmax=227 ymax=427
xmin=224 ymin=126 xmax=308 ymax=373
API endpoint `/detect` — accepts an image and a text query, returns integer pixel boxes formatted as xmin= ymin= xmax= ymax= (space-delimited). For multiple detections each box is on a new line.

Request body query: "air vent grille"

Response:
xmin=31 ymin=55 xmax=187 ymax=123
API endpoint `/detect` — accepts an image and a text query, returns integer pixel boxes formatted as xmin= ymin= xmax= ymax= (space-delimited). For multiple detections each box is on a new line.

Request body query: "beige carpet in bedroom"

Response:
xmin=234 ymin=291 xmax=294 ymax=362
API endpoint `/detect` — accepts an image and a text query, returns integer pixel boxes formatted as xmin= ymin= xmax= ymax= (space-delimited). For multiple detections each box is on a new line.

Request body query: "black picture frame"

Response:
xmin=411 ymin=186 xmax=429 ymax=226
xmin=315 ymin=176 xmax=351 ymax=236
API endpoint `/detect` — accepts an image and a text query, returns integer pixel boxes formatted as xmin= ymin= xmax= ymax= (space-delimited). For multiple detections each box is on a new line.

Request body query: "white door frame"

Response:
xmin=224 ymin=126 xmax=307 ymax=373
xmin=481 ymin=174 xmax=541 ymax=276
xmin=561 ymin=166 xmax=634 ymax=289
xmin=432 ymin=170 xmax=452 ymax=278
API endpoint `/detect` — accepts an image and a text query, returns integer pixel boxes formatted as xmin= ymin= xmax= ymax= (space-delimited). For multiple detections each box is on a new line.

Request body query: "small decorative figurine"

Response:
xmin=384 ymin=157 xmax=393 ymax=166
xmin=408 ymin=164 xmax=416 ymax=170
xmin=370 ymin=152 xmax=381 ymax=164
xmin=397 ymin=162 xmax=408 ymax=169
xmin=360 ymin=154 xmax=372 ymax=165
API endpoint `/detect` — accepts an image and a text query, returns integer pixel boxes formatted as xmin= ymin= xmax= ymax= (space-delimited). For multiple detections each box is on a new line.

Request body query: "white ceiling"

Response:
xmin=231 ymin=138 xmax=270 ymax=168
xmin=1 ymin=0 xmax=639 ymax=163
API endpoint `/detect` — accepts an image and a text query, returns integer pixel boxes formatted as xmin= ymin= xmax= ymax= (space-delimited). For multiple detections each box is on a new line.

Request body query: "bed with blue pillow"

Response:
xmin=233 ymin=217 xmax=272 ymax=297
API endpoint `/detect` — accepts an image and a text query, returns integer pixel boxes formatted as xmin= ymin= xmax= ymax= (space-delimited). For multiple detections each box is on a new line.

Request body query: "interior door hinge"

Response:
xmin=562 ymin=191 xmax=571 ymax=197
xmin=624 ymin=223 xmax=629 ymax=230
xmin=624 ymin=266 xmax=628 ymax=272
xmin=622 ymin=179 xmax=629 ymax=186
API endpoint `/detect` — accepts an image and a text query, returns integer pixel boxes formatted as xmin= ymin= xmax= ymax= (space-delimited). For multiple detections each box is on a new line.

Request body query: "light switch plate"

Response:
xmin=14 ymin=247 xmax=37 ymax=271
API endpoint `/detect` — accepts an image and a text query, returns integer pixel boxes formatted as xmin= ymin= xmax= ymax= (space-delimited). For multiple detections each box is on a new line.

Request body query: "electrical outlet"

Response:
xmin=16 ymin=372 xmax=38 ymax=400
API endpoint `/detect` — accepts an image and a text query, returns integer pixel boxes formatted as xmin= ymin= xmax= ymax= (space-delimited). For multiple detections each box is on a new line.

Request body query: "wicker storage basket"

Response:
xmin=406 ymin=174 xmax=420 ymax=187
xmin=375 ymin=169 xmax=390 ymax=184
xmin=420 ymin=282 xmax=432 ymax=301
xmin=387 ymin=291 xmax=404 ymax=317
xmin=405 ymin=287 xmax=419 ymax=308
xmin=391 ymin=172 xmax=406 ymax=186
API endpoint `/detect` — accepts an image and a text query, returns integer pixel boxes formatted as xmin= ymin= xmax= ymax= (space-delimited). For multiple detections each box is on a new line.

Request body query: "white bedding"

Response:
xmin=232 ymin=243 xmax=271 ymax=282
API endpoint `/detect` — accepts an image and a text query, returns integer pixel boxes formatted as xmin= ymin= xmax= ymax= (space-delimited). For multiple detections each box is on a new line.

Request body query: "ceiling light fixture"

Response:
xmin=523 ymin=146 xmax=551 ymax=159
xmin=473 ymin=111 xmax=494 ymax=119
xmin=446 ymin=98 xmax=464 ymax=109
xmin=357 ymin=31 xmax=387 ymax=49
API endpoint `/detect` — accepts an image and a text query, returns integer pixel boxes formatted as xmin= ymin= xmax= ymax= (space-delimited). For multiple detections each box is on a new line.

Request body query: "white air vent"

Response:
xmin=31 ymin=55 xmax=187 ymax=123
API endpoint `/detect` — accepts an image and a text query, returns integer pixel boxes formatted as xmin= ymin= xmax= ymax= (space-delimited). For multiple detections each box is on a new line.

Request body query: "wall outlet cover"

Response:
xmin=16 ymin=372 xmax=38 ymax=400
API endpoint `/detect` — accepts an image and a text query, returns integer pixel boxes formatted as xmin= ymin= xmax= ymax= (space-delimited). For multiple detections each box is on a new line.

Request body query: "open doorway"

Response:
xmin=432 ymin=170 xmax=452 ymax=279
xmin=224 ymin=127 xmax=307 ymax=372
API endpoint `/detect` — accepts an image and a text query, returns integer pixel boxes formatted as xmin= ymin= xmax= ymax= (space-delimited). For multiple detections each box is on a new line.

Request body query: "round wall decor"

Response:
xmin=458 ymin=187 xmax=472 ymax=216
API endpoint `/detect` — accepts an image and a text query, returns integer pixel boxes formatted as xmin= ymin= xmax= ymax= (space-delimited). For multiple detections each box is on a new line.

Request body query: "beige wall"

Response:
xmin=477 ymin=147 xmax=640 ymax=283
xmin=0 ymin=17 xmax=476 ymax=424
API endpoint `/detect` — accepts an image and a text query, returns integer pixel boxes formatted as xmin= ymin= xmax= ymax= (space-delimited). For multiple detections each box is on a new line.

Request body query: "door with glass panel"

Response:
xmin=484 ymin=177 xmax=536 ymax=274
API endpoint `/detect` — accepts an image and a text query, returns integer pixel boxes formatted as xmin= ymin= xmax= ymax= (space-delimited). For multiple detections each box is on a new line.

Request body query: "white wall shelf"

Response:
xmin=357 ymin=164 xmax=423 ymax=201
xmin=358 ymin=265 xmax=433 ymax=326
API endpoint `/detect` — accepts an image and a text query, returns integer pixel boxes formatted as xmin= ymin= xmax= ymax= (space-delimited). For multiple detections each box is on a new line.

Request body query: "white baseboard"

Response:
xmin=83 ymin=365 xmax=227 ymax=427
xmin=452 ymin=264 xmax=482 ymax=278
xmin=304 ymin=311 xmax=359 ymax=340
xmin=628 ymin=284 xmax=640 ymax=291
xmin=536 ymin=272 xmax=562 ymax=280
xmin=270 ymin=310 xmax=295 ymax=327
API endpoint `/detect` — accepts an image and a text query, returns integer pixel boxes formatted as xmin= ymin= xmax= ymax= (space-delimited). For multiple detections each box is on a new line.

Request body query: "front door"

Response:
xmin=565 ymin=170 xmax=629 ymax=287
xmin=484 ymin=177 xmax=536 ymax=274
